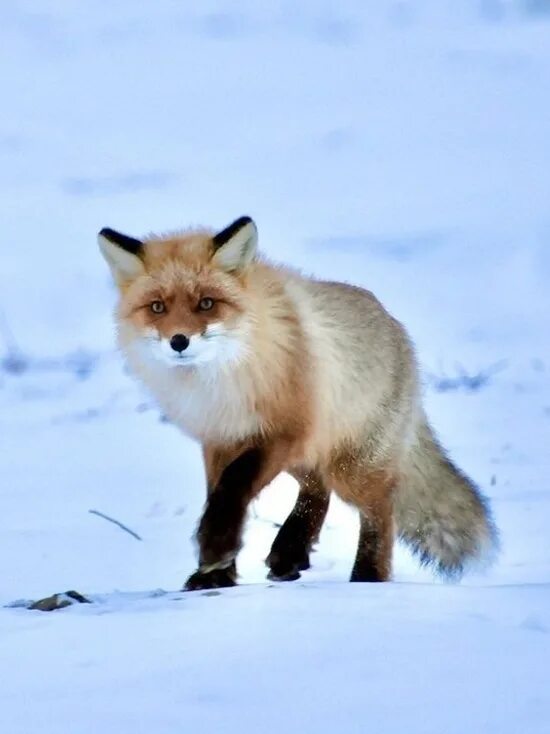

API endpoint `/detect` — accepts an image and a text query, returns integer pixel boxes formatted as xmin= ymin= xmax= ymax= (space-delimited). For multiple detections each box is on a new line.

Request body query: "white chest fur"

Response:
xmin=145 ymin=363 xmax=261 ymax=443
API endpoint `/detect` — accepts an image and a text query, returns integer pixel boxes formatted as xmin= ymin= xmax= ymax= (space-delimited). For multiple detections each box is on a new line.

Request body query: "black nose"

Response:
xmin=170 ymin=334 xmax=190 ymax=353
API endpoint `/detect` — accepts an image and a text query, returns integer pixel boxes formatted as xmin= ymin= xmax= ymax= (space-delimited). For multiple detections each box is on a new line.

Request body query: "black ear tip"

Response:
xmin=213 ymin=216 xmax=256 ymax=249
xmin=98 ymin=227 xmax=143 ymax=255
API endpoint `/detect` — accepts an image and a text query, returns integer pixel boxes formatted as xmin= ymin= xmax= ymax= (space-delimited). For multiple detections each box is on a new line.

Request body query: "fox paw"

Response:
xmin=265 ymin=548 xmax=310 ymax=582
xmin=183 ymin=567 xmax=237 ymax=591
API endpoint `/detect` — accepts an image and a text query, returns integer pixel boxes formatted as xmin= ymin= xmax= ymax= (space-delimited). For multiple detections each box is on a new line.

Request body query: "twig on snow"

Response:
xmin=88 ymin=509 xmax=143 ymax=541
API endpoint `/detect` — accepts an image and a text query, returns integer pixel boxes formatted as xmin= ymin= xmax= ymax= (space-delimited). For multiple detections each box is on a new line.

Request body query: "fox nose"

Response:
xmin=170 ymin=334 xmax=190 ymax=353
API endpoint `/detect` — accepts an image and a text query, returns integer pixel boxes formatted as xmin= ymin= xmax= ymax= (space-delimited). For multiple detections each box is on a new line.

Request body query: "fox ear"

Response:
xmin=211 ymin=216 xmax=257 ymax=273
xmin=98 ymin=227 xmax=145 ymax=283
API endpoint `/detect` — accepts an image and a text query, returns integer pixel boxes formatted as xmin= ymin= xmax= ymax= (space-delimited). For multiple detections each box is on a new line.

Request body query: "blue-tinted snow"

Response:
xmin=1 ymin=2 xmax=549 ymax=733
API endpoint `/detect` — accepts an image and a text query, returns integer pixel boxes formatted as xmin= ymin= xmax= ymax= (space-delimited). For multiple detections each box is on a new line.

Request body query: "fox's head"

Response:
xmin=98 ymin=216 xmax=258 ymax=370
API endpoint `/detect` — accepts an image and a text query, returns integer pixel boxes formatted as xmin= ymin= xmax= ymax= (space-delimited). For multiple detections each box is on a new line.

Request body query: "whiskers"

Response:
xmin=202 ymin=323 xmax=229 ymax=341
xmin=201 ymin=326 xmax=249 ymax=372
xmin=139 ymin=328 xmax=161 ymax=344
xmin=129 ymin=322 xmax=249 ymax=374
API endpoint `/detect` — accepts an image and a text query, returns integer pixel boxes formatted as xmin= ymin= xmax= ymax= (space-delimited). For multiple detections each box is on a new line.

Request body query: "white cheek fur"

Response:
xmin=140 ymin=322 xmax=247 ymax=370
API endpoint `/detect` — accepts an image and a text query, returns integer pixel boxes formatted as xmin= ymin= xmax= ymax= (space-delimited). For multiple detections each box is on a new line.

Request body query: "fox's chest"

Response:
xmin=162 ymin=369 xmax=261 ymax=443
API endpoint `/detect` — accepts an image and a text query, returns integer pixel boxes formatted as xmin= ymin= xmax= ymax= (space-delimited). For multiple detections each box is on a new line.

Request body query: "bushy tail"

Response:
xmin=395 ymin=420 xmax=498 ymax=578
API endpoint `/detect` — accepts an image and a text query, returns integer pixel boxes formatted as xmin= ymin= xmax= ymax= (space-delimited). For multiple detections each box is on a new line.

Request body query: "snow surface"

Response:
xmin=1 ymin=1 xmax=550 ymax=732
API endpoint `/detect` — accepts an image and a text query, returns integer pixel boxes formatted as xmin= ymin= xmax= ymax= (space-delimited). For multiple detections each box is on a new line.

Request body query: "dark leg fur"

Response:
xmin=266 ymin=471 xmax=330 ymax=581
xmin=184 ymin=449 xmax=262 ymax=590
xmin=184 ymin=444 xmax=288 ymax=591
xmin=327 ymin=456 xmax=395 ymax=583
xmin=350 ymin=513 xmax=392 ymax=582
xmin=184 ymin=561 xmax=237 ymax=591
xmin=198 ymin=449 xmax=262 ymax=568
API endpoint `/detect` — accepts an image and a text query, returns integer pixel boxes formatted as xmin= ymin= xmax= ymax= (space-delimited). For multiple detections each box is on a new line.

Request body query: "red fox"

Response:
xmin=99 ymin=216 xmax=498 ymax=589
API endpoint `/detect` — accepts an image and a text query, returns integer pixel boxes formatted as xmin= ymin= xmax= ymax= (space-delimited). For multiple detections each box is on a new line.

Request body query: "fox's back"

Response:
xmin=280 ymin=271 xmax=420 ymax=460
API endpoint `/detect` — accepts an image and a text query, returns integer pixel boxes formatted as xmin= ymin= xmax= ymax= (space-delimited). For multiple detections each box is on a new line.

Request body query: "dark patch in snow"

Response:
xmin=1 ymin=348 xmax=100 ymax=380
xmin=64 ymin=349 xmax=99 ymax=380
xmin=0 ymin=133 xmax=26 ymax=152
xmin=195 ymin=12 xmax=252 ymax=40
xmin=522 ymin=0 xmax=550 ymax=19
xmin=276 ymin=8 xmax=359 ymax=46
xmin=61 ymin=171 xmax=178 ymax=197
xmin=426 ymin=361 xmax=507 ymax=393
xmin=1 ymin=351 xmax=28 ymax=375
xmin=308 ymin=231 xmax=447 ymax=261
xmin=95 ymin=20 xmax=151 ymax=44
xmin=320 ymin=128 xmax=354 ymax=152
xmin=190 ymin=10 xmax=358 ymax=46
xmin=520 ymin=614 xmax=548 ymax=633
xmin=388 ymin=2 xmax=416 ymax=28
xmin=305 ymin=16 xmax=358 ymax=46
xmin=2 ymin=8 xmax=71 ymax=56
xmin=479 ymin=0 xmax=508 ymax=22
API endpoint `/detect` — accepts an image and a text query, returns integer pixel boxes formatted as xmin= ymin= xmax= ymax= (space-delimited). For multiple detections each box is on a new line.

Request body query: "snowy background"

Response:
xmin=1 ymin=1 xmax=550 ymax=732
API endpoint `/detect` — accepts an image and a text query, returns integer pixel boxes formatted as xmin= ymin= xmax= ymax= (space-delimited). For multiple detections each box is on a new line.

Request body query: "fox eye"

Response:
xmin=198 ymin=297 xmax=214 ymax=311
xmin=150 ymin=300 xmax=166 ymax=314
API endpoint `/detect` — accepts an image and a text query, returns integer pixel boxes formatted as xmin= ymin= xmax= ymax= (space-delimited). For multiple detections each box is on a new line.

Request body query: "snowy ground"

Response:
xmin=1 ymin=2 xmax=550 ymax=732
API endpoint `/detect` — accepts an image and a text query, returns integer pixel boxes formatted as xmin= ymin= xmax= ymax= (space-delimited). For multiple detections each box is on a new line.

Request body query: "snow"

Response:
xmin=1 ymin=1 xmax=550 ymax=732
xmin=4 ymin=584 xmax=550 ymax=734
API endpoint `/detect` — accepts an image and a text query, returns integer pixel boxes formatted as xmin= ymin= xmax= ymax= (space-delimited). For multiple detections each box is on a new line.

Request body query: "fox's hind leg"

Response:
xmin=350 ymin=501 xmax=393 ymax=582
xmin=327 ymin=456 xmax=395 ymax=582
xmin=266 ymin=468 xmax=330 ymax=581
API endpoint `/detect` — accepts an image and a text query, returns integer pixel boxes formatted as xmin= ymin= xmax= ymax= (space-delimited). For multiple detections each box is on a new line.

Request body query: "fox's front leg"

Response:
xmin=184 ymin=441 xmax=288 ymax=591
